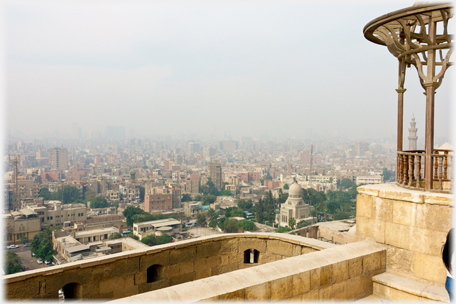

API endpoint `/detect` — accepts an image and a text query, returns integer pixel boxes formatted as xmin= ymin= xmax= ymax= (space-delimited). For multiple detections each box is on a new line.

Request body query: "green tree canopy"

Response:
xmin=6 ymin=252 xmax=23 ymax=274
xmin=288 ymin=217 xmax=296 ymax=230
xmin=339 ymin=178 xmax=355 ymax=190
xmin=283 ymin=183 xmax=289 ymax=190
xmin=277 ymin=226 xmax=292 ymax=233
xmin=85 ymin=195 xmax=108 ymax=209
xmin=30 ymin=228 xmax=57 ymax=261
xmin=201 ymin=195 xmax=217 ymax=205
xmin=220 ymin=190 xmax=234 ymax=196
xmin=224 ymin=219 xmax=239 ymax=233
xmin=197 ymin=213 xmax=207 ymax=227
xmin=225 ymin=207 xmax=245 ymax=218
xmin=237 ymin=199 xmax=253 ymax=211
xmin=181 ymin=194 xmax=192 ymax=202
xmin=20 ymin=235 xmax=28 ymax=244
xmin=141 ymin=234 xmax=172 ymax=246
xmin=109 ymin=233 xmax=123 ymax=240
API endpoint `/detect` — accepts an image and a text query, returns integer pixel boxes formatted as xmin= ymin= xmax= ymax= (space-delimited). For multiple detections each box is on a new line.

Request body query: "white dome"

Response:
xmin=289 ymin=183 xmax=301 ymax=196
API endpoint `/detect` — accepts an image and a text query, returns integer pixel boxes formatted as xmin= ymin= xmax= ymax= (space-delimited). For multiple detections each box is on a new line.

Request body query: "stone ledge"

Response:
xmin=358 ymin=183 xmax=453 ymax=206
xmin=373 ymin=272 xmax=449 ymax=302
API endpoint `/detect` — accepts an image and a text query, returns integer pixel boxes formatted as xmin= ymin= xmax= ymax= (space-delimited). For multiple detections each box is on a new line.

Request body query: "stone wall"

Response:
xmin=112 ymin=240 xmax=386 ymax=302
xmin=356 ymin=183 xmax=453 ymax=284
xmin=5 ymin=233 xmax=333 ymax=300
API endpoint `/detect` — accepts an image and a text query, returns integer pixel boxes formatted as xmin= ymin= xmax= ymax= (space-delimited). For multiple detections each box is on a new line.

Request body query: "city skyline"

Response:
xmin=4 ymin=1 xmax=454 ymax=143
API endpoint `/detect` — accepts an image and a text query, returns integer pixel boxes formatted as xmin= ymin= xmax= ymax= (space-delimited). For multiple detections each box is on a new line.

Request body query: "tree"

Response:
xmin=327 ymin=201 xmax=341 ymax=214
xmin=237 ymin=199 xmax=253 ymax=211
xmin=283 ymin=183 xmax=289 ymax=190
xmin=123 ymin=206 xmax=146 ymax=226
xmin=197 ymin=213 xmax=207 ymax=227
xmin=238 ymin=220 xmax=257 ymax=231
xmin=224 ymin=219 xmax=239 ymax=233
xmin=38 ymin=188 xmax=52 ymax=200
xmin=128 ymin=233 xmax=139 ymax=240
xmin=194 ymin=195 xmax=203 ymax=201
xmin=288 ymin=217 xmax=296 ymax=230
xmin=84 ymin=190 xmax=97 ymax=200
xmin=201 ymin=195 xmax=216 ymax=205
xmin=20 ymin=236 xmax=28 ymax=244
xmin=109 ymin=233 xmax=123 ymax=240
xmin=141 ymin=234 xmax=172 ymax=246
xmin=207 ymin=208 xmax=217 ymax=221
xmin=277 ymin=226 xmax=292 ymax=233
xmin=297 ymin=220 xmax=308 ymax=229
xmin=6 ymin=252 xmax=23 ymax=274
xmin=209 ymin=219 xmax=218 ymax=228
xmin=181 ymin=194 xmax=192 ymax=202
xmin=86 ymin=195 xmax=109 ymax=209
xmin=30 ymin=228 xmax=57 ymax=261
xmin=220 ymin=190 xmax=234 ymax=196
xmin=225 ymin=207 xmax=245 ymax=218
xmin=339 ymin=178 xmax=355 ymax=190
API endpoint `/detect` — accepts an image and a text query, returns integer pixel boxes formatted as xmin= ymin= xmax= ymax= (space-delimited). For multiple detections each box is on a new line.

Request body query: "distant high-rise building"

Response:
xmin=220 ymin=140 xmax=238 ymax=153
xmin=106 ymin=126 xmax=126 ymax=140
xmin=208 ymin=162 xmax=222 ymax=190
xmin=408 ymin=115 xmax=418 ymax=150
xmin=48 ymin=148 xmax=68 ymax=170
xmin=187 ymin=142 xmax=200 ymax=155
xmin=354 ymin=141 xmax=369 ymax=157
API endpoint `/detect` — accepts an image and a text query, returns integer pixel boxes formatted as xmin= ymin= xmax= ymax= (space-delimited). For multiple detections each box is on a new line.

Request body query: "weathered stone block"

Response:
xmin=179 ymin=260 xmax=194 ymax=275
xmin=218 ymin=289 xmax=245 ymax=301
xmin=109 ymin=257 xmax=140 ymax=277
xmin=292 ymin=270 xmax=310 ymax=297
xmin=414 ymin=252 xmax=447 ymax=284
xmin=112 ymin=284 xmax=138 ymax=299
xmin=357 ymin=195 xmax=373 ymax=218
xmin=333 ymin=281 xmax=351 ymax=301
xmin=219 ymin=238 xmax=239 ymax=255
xmin=194 ymin=267 xmax=211 ymax=280
xmin=169 ymin=272 xmax=195 ymax=286
xmin=245 ymin=282 xmax=270 ymax=300
xmin=212 ymin=264 xmax=239 ymax=276
xmin=332 ymin=260 xmax=348 ymax=283
xmin=301 ymin=247 xmax=317 ymax=254
xmin=319 ymin=284 xmax=334 ymax=300
xmin=385 ymin=221 xmax=413 ymax=251
xmin=44 ymin=267 xmax=93 ymax=293
xmin=348 ymin=256 xmax=363 ymax=278
xmin=372 ymin=218 xmax=385 ymax=244
xmin=374 ymin=283 xmax=420 ymax=301
xmin=163 ymin=264 xmax=180 ymax=279
xmin=320 ymin=265 xmax=332 ymax=287
xmin=220 ymin=253 xmax=238 ymax=266
xmin=350 ymin=274 xmax=372 ymax=299
xmin=415 ymin=204 xmax=453 ymax=233
xmin=385 ymin=245 xmax=414 ymax=276
xmin=392 ymin=200 xmax=415 ymax=226
xmin=137 ymin=278 xmax=169 ymax=294
xmin=266 ymin=239 xmax=294 ymax=256
xmin=292 ymin=245 xmax=302 ymax=256
xmin=363 ymin=251 xmax=382 ymax=274
xmin=310 ymin=268 xmax=320 ymax=290
xmin=270 ymin=276 xmax=292 ymax=301
xmin=411 ymin=226 xmax=446 ymax=256
xmin=196 ymin=241 xmax=221 ymax=259
xmin=169 ymin=246 xmax=197 ymax=265
xmin=356 ymin=216 xmax=375 ymax=241
xmin=301 ymin=289 xmax=319 ymax=301
xmin=372 ymin=197 xmax=393 ymax=222
xmin=99 ymin=276 xmax=125 ymax=294
xmin=6 ymin=279 xmax=40 ymax=299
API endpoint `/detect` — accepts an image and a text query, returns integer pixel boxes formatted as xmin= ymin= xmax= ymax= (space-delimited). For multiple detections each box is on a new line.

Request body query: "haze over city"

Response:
xmin=4 ymin=1 xmax=453 ymax=143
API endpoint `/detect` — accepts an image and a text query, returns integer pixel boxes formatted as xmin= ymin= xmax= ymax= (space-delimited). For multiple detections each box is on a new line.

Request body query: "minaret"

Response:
xmin=408 ymin=115 xmax=418 ymax=150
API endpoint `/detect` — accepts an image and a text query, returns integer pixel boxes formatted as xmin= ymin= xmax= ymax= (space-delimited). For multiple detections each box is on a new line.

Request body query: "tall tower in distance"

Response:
xmin=208 ymin=162 xmax=222 ymax=190
xmin=49 ymin=147 xmax=69 ymax=170
xmin=408 ymin=115 xmax=418 ymax=150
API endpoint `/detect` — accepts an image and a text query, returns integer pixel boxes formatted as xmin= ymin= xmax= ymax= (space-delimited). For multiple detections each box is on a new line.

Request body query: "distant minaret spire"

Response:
xmin=408 ymin=115 xmax=418 ymax=150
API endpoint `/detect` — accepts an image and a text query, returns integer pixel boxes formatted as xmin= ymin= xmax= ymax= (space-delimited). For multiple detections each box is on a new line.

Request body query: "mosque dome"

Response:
xmin=289 ymin=182 xmax=301 ymax=197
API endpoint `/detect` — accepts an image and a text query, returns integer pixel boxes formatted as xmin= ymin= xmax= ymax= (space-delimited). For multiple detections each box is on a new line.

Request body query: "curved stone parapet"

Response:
xmin=5 ymin=233 xmax=335 ymax=300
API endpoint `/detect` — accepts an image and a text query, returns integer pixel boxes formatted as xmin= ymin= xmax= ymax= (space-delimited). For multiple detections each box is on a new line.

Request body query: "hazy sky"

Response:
xmin=3 ymin=1 xmax=454 ymax=142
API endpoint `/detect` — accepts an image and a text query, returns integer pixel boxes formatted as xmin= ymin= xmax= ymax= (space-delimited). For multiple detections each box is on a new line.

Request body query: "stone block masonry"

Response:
xmin=5 ymin=233 xmax=334 ymax=300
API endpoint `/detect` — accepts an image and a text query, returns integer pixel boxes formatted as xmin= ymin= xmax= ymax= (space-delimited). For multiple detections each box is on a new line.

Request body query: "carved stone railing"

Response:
xmin=397 ymin=149 xmax=452 ymax=193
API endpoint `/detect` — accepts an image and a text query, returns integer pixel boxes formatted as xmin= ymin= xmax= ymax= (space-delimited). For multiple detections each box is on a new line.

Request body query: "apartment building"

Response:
xmin=49 ymin=148 xmax=69 ymax=170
